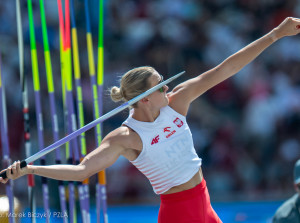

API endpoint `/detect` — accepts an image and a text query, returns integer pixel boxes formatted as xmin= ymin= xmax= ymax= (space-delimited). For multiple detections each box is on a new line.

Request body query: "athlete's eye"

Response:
xmin=158 ymin=75 xmax=164 ymax=93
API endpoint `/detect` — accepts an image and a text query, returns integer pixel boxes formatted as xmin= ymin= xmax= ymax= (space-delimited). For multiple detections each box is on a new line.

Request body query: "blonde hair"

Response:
xmin=110 ymin=66 xmax=157 ymax=107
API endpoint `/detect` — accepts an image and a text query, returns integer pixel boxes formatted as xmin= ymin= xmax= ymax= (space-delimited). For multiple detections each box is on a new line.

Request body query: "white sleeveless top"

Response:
xmin=123 ymin=106 xmax=202 ymax=194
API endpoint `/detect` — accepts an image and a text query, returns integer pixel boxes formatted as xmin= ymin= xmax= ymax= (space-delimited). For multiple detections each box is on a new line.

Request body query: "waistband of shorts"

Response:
xmin=160 ymin=178 xmax=206 ymax=202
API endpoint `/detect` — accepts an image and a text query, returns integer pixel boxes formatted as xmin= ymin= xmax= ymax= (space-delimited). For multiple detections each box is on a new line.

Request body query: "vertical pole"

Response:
xmin=57 ymin=1 xmax=77 ymax=222
xmin=39 ymin=1 xmax=68 ymax=222
xmin=84 ymin=0 xmax=108 ymax=222
xmin=16 ymin=1 xmax=36 ymax=222
xmin=27 ymin=1 xmax=50 ymax=222
xmin=97 ymin=1 xmax=108 ymax=222
xmin=69 ymin=0 xmax=90 ymax=222
xmin=0 ymin=55 xmax=15 ymax=223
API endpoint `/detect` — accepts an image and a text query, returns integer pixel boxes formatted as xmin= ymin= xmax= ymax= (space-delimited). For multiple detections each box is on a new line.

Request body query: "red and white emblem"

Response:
xmin=173 ymin=117 xmax=183 ymax=128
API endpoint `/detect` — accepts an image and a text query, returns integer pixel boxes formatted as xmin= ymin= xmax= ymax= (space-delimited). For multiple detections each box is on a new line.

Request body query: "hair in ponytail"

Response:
xmin=110 ymin=66 xmax=157 ymax=107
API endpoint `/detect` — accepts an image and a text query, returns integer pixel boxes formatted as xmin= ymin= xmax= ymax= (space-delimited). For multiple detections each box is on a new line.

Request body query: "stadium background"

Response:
xmin=1 ymin=0 xmax=300 ymax=222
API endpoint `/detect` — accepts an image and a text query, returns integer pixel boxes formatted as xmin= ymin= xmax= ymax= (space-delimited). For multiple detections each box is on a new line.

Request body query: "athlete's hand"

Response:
xmin=0 ymin=161 xmax=27 ymax=183
xmin=0 ymin=168 xmax=9 ymax=184
xmin=273 ymin=17 xmax=300 ymax=39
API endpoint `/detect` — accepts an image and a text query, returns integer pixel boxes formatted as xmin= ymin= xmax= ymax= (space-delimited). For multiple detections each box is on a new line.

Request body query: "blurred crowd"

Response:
xmin=1 ymin=0 xmax=300 ymax=206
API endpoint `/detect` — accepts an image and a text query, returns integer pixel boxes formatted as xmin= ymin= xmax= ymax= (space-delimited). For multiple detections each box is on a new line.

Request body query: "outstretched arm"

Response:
xmin=169 ymin=17 xmax=300 ymax=115
xmin=0 ymin=128 xmax=126 ymax=183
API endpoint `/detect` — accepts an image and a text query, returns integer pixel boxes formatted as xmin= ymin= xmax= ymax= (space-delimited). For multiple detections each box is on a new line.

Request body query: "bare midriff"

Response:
xmin=162 ymin=168 xmax=203 ymax=195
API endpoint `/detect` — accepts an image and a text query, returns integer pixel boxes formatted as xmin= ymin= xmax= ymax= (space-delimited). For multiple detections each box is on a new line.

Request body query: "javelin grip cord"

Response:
xmin=0 ymin=71 xmax=185 ymax=180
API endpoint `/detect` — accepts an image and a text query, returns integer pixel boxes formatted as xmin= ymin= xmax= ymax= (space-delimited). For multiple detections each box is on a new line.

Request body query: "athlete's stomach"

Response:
xmin=162 ymin=168 xmax=203 ymax=195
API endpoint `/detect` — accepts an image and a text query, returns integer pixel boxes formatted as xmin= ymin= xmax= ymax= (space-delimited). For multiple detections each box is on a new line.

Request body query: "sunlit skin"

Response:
xmin=132 ymin=72 xmax=169 ymax=122
xmin=2 ymin=17 xmax=300 ymax=196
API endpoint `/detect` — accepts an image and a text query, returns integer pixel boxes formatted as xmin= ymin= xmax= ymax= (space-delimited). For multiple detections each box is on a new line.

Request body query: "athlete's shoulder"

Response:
xmin=104 ymin=126 xmax=130 ymax=140
xmin=167 ymin=91 xmax=189 ymax=116
xmin=103 ymin=126 xmax=136 ymax=146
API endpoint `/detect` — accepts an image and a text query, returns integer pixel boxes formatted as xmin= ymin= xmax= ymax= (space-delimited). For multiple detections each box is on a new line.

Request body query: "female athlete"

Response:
xmin=2 ymin=17 xmax=300 ymax=223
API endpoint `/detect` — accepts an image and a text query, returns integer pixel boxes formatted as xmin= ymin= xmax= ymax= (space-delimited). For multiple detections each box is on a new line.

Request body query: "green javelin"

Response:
xmin=97 ymin=0 xmax=104 ymax=134
xmin=96 ymin=0 xmax=106 ymax=184
xmin=27 ymin=0 xmax=50 ymax=221
xmin=39 ymin=1 xmax=68 ymax=221
xmin=84 ymin=0 xmax=107 ymax=222
xmin=96 ymin=1 xmax=108 ymax=222
xmin=64 ymin=0 xmax=82 ymax=222
xmin=70 ymin=0 xmax=90 ymax=222
xmin=70 ymin=4 xmax=87 ymax=157
xmin=85 ymin=3 xmax=101 ymax=147
xmin=28 ymin=0 xmax=39 ymax=93
xmin=97 ymin=0 xmax=104 ymax=97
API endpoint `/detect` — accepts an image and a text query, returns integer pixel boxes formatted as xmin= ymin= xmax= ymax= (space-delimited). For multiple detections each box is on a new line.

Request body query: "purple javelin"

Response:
xmin=0 ymin=71 xmax=185 ymax=179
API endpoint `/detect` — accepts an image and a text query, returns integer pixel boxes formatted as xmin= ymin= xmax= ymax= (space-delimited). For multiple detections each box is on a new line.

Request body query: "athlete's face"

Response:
xmin=147 ymin=72 xmax=169 ymax=108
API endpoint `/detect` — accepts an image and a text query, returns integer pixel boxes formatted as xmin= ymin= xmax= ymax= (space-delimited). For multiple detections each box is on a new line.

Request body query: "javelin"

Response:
xmin=39 ymin=0 xmax=68 ymax=221
xmin=0 ymin=70 xmax=185 ymax=179
xmin=16 ymin=0 xmax=36 ymax=221
xmin=63 ymin=0 xmax=80 ymax=165
xmin=60 ymin=0 xmax=79 ymax=222
xmin=0 ymin=55 xmax=15 ymax=223
xmin=70 ymin=0 xmax=90 ymax=222
xmin=68 ymin=0 xmax=90 ymax=221
xmin=83 ymin=0 xmax=105 ymax=221
xmin=95 ymin=0 xmax=107 ymax=222
xmin=27 ymin=0 xmax=51 ymax=222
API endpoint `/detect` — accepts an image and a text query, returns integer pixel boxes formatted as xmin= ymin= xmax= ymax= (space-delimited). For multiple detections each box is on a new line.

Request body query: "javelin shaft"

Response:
xmin=84 ymin=0 xmax=101 ymax=152
xmin=63 ymin=1 xmax=80 ymax=222
xmin=83 ymin=5 xmax=104 ymax=214
xmin=64 ymin=0 xmax=80 ymax=163
xmin=57 ymin=0 xmax=66 ymax=51
xmin=94 ymin=0 xmax=107 ymax=221
xmin=0 ymin=58 xmax=10 ymax=160
xmin=96 ymin=0 xmax=108 ymax=223
xmin=57 ymin=4 xmax=77 ymax=222
xmin=16 ymin=0 xmax=36 ymax=221
xmin=39 ymin=0 xmax=59 ymax=145
xmin=0 ymin=55 xmax=15 ymax=223
xmin=83 ymin=7 xmax=105 ymax=218
xmin=27 ymin=0 xmax=50 ymax=222
xmin=97 ymin=0 xmax=104 ymax=112
xmin=0 ymin=71 xmax=184 ymax=179
xmin=39 ymin=0 xmax=68 ymax=221
xmin=70 ymin=0 xmax=90 ymax=222
xmin=70 ymin=0 xmax=87 ymax=157
xmin=69 ymin=1 xmax=90 ymax=222
xmin=59 ymin=31 xmax=75 ymax=223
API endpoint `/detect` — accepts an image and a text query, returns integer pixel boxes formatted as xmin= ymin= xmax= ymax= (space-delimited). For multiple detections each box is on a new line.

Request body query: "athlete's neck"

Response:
xmin=132 ymin=107 xmax=161 ymax=122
